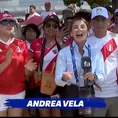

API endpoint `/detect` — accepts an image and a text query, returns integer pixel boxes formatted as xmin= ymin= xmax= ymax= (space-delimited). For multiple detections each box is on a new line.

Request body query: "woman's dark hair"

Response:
xmin=104 ymin=5 xmax=114 ymax=23
xmin=70 ymin=11 xmax=91 ymax=31
xmin=104 ymin=5 xmax=114 ymax=14
xmin=23 ymin=23 xmax=40 ymax=39
xmin=74 ymin=11 xmax=91 ymax=23
xmin=64 ymin=16 xmax=73 ymax=22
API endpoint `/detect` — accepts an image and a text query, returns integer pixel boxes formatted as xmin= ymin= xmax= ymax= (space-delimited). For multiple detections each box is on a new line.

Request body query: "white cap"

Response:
xmin=114 ymin=9 xmax=118 ymax=15
xmin=91 ymin=6 xmax=109 ymax=19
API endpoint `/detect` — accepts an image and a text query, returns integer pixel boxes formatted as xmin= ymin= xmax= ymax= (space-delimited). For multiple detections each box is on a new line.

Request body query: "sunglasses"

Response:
xmin=45 ymin=23 xmax=58 ymax=29
xmin=0 ymin=20 xmax=16 ymax=26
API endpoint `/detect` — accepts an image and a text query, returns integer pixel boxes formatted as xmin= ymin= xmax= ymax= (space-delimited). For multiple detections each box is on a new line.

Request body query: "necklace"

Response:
xmin=46 ymin=40 xmax=55 ymax=49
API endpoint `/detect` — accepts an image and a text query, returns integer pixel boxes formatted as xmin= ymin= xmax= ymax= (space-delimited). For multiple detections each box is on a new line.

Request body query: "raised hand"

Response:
xmin=84 ymin=72 xmax=96 ymax=81
xmin=62 ymin=72 xmax=72 ymax=82
xmin=25 ymin=59 xmax=37 ymax=72
xmin=56 ymin=26 xmax=70 ymax=44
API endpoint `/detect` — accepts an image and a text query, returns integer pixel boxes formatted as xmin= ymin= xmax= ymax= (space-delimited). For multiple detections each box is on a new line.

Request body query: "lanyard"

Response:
xmin=85 ymin=44 xmax=91 ymax=58
xmin=70 ymin=43 xmax=91 ymax=83
xmin=70 ymin=43 xmax=102 ymax=91
xmin=70 ymin=44 xmax=79 ymax=83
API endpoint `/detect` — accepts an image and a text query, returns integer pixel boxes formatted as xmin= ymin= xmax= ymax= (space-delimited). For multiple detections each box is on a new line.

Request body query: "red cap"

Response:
xmin=45 ymin=1 xmax=51 ymax=6
xmin=20 ymin=15 xmax=42 ymax=26
xmin=43 ymin=14 xmax=59 ymax=25
xmin=0 ymin=12 xmax=16 ymax=22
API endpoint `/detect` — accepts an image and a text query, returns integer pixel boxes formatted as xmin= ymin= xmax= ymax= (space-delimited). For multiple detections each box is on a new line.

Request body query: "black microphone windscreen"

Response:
xmin=81 ymin=56 xmax=92 ymax=73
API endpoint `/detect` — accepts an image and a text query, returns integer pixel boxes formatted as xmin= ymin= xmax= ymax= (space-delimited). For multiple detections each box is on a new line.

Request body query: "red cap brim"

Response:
xmin=0 ymin=17 xmax=16 ymax=22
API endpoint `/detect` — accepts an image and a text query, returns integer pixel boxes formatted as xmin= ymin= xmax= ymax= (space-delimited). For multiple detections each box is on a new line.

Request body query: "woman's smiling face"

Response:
xmin=71 ymin=19 xmax=88 ymax=44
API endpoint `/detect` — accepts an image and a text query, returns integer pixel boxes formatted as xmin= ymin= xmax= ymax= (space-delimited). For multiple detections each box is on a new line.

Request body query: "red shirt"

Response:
xmin=0 ymin=38 xmax=30 ymax=94
xmin=30 ymin=38 xmax=58 ymax=87
xmin=24 ymin=40 xmax=36 ymax=89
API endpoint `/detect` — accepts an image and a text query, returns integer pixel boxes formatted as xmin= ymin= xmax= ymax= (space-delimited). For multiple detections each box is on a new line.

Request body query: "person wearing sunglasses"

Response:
xmin=30 ymin=14 xmax=67 ymax=117
xmin=0 ymin=19 xmax=16 ymax=26
xmin=0 ymin=12 xmax=37 ymax=117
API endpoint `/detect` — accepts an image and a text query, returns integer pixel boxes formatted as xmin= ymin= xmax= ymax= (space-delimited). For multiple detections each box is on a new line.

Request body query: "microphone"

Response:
xmin=81 ymin=56 xmax=93 ymax=86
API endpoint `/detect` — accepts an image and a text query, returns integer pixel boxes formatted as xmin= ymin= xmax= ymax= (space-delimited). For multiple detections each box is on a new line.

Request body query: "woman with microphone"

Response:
xmin=55 ymin=12 xmax=105 ymax=117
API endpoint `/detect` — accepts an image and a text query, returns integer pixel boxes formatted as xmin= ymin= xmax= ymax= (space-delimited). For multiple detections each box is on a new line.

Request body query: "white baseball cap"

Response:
xmin=91 ymin=6 xmax=109 ymax=19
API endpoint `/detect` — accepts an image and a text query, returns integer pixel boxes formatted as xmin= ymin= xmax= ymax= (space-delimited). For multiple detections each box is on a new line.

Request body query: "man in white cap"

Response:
xmin=86 ymin=6 xmax=118 ymax=117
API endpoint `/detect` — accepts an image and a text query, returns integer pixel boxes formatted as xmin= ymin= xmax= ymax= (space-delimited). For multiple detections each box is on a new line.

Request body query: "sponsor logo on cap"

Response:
xmin=96 ymin=8 xmax=102 ymax=15
xmin=3 ymin=13 xmax=11 ymax=18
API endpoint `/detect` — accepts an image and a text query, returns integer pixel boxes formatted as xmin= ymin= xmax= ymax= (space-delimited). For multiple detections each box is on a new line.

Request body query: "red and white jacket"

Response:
xmin=30 ymin=38 xmax=59 ymax=87
xmin=86 ymin=31 xmax=118 ymax=98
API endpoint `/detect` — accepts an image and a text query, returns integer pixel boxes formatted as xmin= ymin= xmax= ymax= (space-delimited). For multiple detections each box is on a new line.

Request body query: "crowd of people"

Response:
xmin=0 ymin=1 xmax=118 ymax=117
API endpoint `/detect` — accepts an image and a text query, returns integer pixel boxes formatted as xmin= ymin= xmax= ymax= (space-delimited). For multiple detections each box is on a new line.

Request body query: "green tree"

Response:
xmin=63 ymin=0 xmax=79 ymax=6
xmin=86 ymin=0 xmax=111 ymax=7
xmin=112 ymin=0 xmax=118 ymax=10
xmin=63 ymin=0 xmax=111 ymax=7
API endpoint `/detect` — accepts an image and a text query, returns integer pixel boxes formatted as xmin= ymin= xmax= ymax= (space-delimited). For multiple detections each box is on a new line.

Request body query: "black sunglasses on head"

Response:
xmin=45 ymin=23 xmax=58 ymax=29
xmin=0 ymin=20 xmax=16 ymax=26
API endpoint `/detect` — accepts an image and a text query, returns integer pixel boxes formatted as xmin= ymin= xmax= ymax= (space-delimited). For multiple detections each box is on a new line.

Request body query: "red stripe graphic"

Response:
xmin=45 ymin=55 xmax=57 ymax=72
xmin=101 ymin=38 xmax=117 ymax=61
